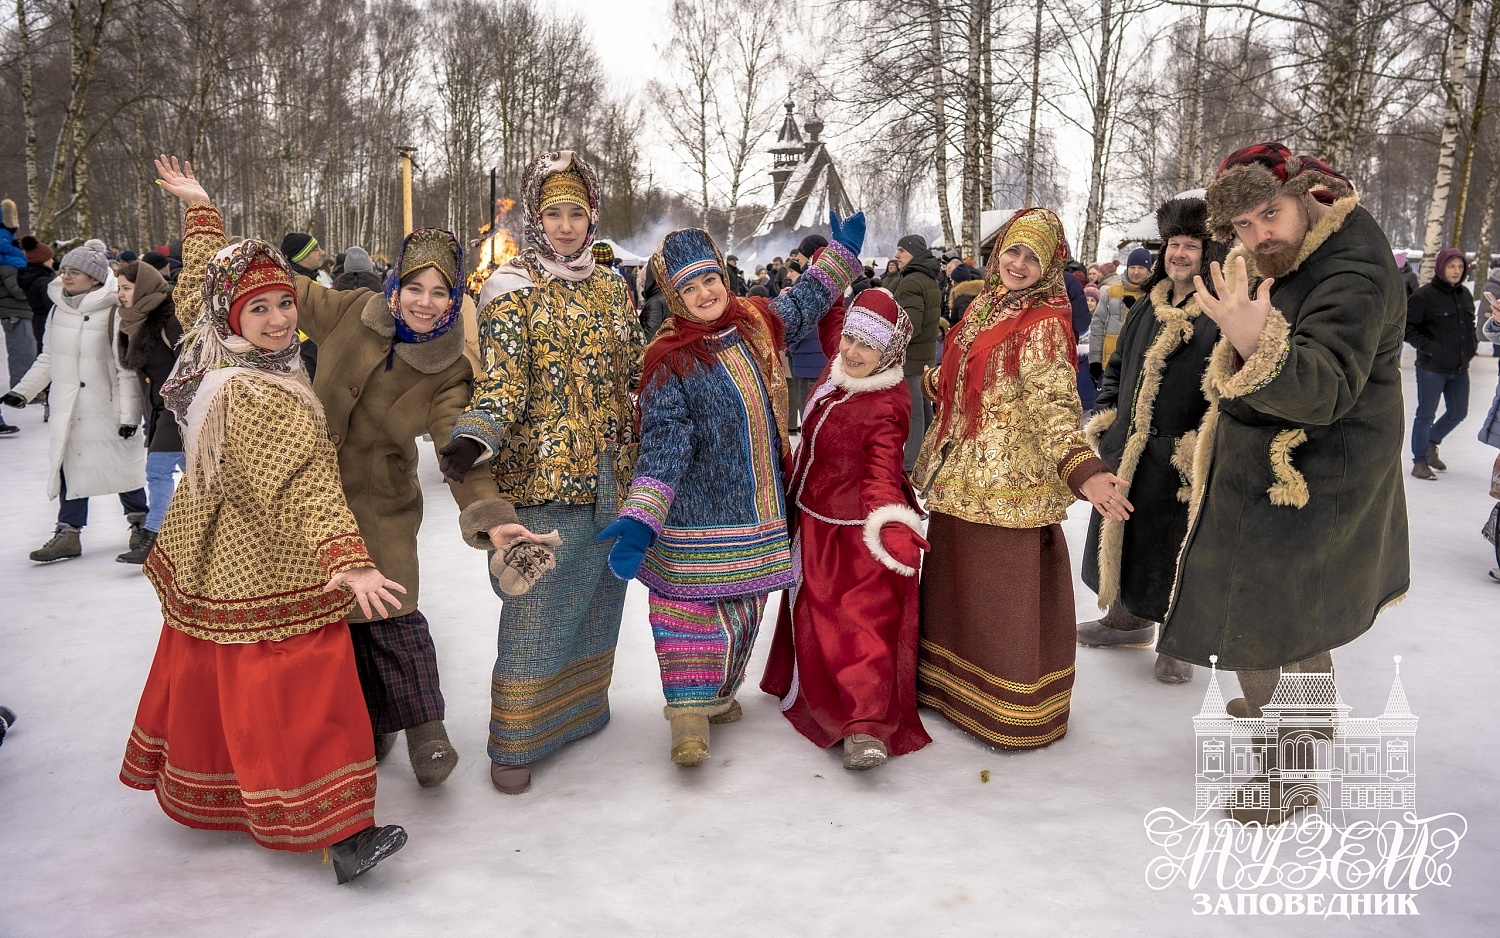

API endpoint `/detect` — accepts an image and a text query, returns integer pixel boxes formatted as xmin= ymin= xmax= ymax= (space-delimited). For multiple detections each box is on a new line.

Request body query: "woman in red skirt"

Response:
xmin=119 ymin=156 xmax=409 ymax=884
xmin=761 ymin=288 xmax=932 ymax=769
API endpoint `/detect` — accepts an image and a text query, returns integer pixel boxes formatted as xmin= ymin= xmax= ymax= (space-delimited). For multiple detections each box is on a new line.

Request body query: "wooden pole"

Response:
xmin=397 ymin=146 xmax=417 ymax=235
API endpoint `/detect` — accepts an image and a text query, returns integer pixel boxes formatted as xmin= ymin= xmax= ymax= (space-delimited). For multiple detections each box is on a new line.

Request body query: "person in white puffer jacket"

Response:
xmin=1 ymin=246 xmax=147 ymax=562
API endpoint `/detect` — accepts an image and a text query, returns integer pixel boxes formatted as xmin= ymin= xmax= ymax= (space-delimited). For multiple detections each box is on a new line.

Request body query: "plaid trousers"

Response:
xmin=348 ymin=609 xmax=446 ymax=735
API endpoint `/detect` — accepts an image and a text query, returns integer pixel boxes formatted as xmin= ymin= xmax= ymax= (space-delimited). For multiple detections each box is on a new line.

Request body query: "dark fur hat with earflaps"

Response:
xmin=1205 ymin=142 xmax=1355 ymax=243
xmin=1147 ymin=197 xmax=1229 ymax=291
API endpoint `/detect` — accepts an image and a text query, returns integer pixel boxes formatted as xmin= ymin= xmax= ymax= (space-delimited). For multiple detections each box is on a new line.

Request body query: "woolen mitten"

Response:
xmin=829 ymin=210 xmax=866 ymax=256
xmin=879 ymin=524 xmax=929 ymax=574
xmin=597 ymin=517 xmax=654 ymax=581
xmin=437 ymin=436 xmax=482 ymax=483
xmin=489 ymin=529 xmax=563 ymax=595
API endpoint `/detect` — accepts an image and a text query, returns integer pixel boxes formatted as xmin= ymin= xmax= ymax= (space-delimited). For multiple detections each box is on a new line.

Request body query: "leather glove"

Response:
xmin=119 ymin=425 xmax=137 ymax=439
xmin=0 ymin=392 xmax=25 ymax=408
xmin=596 ymin=517 xmax=655 ymax=581
xmin=878 ymin=523 xmax=930 ymax=575
xmin=1089 ymin=362 xmax=1103 ymax=383
xmin=437 ymin=437 xmax=483 ymax=484
xmin=829 ymin=210 xmax=866 ymax=257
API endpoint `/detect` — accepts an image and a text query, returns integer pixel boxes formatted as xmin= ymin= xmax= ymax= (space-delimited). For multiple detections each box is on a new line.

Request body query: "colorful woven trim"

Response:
xmin=619 ymin=477 xmax=674 ymax=534
xmin=805 ymin=242 xmax=860 ymax=298
xmin=669 ymin=258 xmax=722 ymax=291
xmin=637 ymin=517 xmax=794 ymax=600
xmin=120 ymin=726 xmax=376 ymax=851
xmin=145 ymin=550 xmax=357 ymax=644
xmin=317 ymin=533 xmax=374 ymax=578
xmin=184 ymin=205 xmax=222 ymax=239
xmin=842 ymin=306 xmax=896 ymax=351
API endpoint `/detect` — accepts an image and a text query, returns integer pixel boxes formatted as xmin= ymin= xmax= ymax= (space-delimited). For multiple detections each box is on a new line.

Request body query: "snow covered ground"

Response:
xmin=1 ymin=349 xmax=1496 ymax=937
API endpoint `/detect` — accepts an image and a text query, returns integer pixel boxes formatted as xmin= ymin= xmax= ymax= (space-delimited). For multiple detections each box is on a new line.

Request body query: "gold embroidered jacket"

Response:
xmin=453 ymin=256 xmax=644 ymax=507
xmin=144 ymin=206 xmax=375 ymax=643
xmin=914 ymin=316 xmax=1105 ymax=528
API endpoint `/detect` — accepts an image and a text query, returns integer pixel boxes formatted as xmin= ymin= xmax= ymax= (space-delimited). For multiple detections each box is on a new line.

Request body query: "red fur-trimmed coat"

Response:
xmin=760 ymin=358 xmax=932 ymax=755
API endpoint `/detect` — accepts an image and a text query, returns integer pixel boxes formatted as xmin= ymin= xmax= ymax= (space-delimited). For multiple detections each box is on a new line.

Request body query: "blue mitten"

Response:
xmin=596 ymin=517 xmax=655 ymax=581
xmin=829 ymin=210 xmax=866 ymax=256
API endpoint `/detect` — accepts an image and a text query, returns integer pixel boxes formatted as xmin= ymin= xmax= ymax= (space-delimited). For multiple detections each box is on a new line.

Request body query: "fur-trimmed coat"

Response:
xmin=1081 ymin=280 xmax=1220 ymax=622
xmin=1157 ymin=196 xmax=1410 ymax=670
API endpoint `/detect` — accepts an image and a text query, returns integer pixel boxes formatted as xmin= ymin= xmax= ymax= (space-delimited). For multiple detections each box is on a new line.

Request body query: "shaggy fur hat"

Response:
xmin=1205 ymin=142 xmax=1354 ymax=242
xmin=1148 ymin=197 xmax=1229 ymax=290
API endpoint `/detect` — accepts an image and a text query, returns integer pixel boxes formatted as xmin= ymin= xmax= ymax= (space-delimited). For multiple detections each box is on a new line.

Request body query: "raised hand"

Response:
xmin=154 ymin=155 xmax=210 ymax=207
xmin=1194 ymin=256 xmax=1274 ymax=359
xmin=829 ymin=210 xmax=866 ymax=256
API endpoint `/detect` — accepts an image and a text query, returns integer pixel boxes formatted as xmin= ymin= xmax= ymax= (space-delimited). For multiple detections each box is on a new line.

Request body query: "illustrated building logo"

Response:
xmin=1192 ymin=655 xmax=1416 ymax=822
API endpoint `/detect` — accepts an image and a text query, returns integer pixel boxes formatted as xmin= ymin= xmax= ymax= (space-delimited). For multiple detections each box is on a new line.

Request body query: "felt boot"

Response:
xmin=1425 ymin=444 xmax=1447 ymax=471
xmin=406 ymin=720 xmax=458 ymax=788
xmin=374 ymin=732 xmax=399 ymax=762
xmin=328 ymin=824 xmax=407 ymax=884
xmin=1077 ymin=605 xmax=1156 ymax=647
xmin=843 ymin=734 xmax=888 ymax=770
xmin=1153 ymin=653 xmax=1195 ymax=684
xmin=490 ymin=763 xmax=531 ymax=795
xmin=708 ymin=699 xmax=742 ymax=724
xmin=30 ymin=524 xmax=82 ymax=563
xmin=669 ymin=711 xmax=710 ymax=766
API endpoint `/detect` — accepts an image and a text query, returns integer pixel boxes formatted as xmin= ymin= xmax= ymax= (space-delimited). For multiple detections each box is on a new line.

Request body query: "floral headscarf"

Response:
xmin=519 ymin=150 xmax=601 ymax=282
xmin=385 ymin=227 xmax=463 ymax=346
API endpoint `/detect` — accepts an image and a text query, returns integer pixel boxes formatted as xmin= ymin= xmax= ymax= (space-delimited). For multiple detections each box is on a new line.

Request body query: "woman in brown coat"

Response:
xmin=167 ymin=161 xmax=515 ymax=787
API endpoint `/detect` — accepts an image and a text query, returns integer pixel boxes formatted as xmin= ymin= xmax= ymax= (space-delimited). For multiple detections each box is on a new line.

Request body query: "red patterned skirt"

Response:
xmin=120 ymin=621 xmax=378 ymax=852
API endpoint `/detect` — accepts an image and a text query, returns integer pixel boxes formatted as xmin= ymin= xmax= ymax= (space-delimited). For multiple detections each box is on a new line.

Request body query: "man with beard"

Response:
xmin=1077 ymin=198 xmax=1226 ymax=684
xmin=1156 ymin=143 xmax=1408 ymax=824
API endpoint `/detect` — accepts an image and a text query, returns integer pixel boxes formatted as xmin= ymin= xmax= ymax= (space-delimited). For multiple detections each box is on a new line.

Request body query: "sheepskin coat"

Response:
xmin=11 ymin=276 xmax=146 ymax=499
xmin=1081 ymin=280 xmax=1220 ymax=622
xmin=1157 ymin=196 xmax=1410 ymax=670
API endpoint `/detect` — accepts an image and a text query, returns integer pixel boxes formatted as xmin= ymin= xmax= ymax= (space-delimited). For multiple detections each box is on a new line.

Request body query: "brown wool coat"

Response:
xmin=294 ymin=278 xmax=514 ymax=621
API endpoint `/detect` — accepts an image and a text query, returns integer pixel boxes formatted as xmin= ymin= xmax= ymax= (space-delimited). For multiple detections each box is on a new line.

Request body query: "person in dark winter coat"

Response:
xmin=1064 ymin=271 xmax=1096 ymax=413
xmin=281 ymin=233 xmax=326 ymax=376
xmin=1 ymin=202 xmax=38 ymax=417
xmin=1160 ymin=145 xmax=1408 ymax=824
xmin=1393 ymin=250 xmax=1419 ymax=297
xmin=885 ymin=234 xmax=941 ymax=470
xmin=113 ymin=261 xmax=183 ymax=563
xmin=1405 ymin=247 xmax=1477 ymax=479
xmin=725 ymin=255 xmax=748 ymax=296
xmin=639 ymin=262 xmax=669 ymax=341
xmin=1078 ymin=197 xmax=1228 ymax=684
xmin=332 ymin=246 xmax=383 ymax=292
xmin=16 ymin=237 xmax=55 ymax=356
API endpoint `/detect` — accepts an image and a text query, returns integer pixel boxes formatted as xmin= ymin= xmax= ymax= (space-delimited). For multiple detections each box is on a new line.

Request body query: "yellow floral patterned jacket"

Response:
xmin=914 ymin=315 xmax=1105 ymax=528
xmin=453 ymin=256 xmax=644 ymax=508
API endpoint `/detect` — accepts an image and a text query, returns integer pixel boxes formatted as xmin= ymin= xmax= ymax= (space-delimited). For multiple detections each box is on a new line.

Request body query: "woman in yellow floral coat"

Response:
xmin=442 ymin=151 xmax=644 ymax=795
xmin=913 ymin=208 xmax=1130 ymax=751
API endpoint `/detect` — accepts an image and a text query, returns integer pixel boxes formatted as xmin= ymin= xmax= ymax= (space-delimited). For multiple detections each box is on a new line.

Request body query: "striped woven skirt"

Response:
xmin=488 ymin=474 xmax=628 ymax=766
xmin=648 ymin=593 xmax=766 ymax=716
xmin=120 ymin=621 xmax=377 ymax=852
xmin=917 ymin=513 xmax=1076 ymax=750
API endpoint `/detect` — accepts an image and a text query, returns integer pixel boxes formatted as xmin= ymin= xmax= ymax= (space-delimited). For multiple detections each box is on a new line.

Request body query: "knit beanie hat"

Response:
xmin=798 ymin=233 xmax=828 ymax=258
xmin=20 ymin=235 xmax=52 ymax=265
xmin=659 ymin=228 xmax=723 ymax=290
xmin=1084 ymin=283 xmax=1100 ymax=301
xmin=1392 ymin=250 xmax=1408 ymax=268
xmin=280 ymin=232 xmax=319 ymax=265
xmin=842 ymin=287 xmax=912 ymax=375
xmin=60 ymin=246 xmax=110 ymax=285
xmin=119 ymin=249 xmax=139 ymax=263
xmin=142 ymin=251 xmax=169 ymax=272
xmin=227 ymin=253 xmax=296 ymax=336
xmin=539 ymin=169 xmax=589 ymax=212
xmin=896 ymin=234 xmax=928 ymax=256
xmin=83 ymin=238 xmax=108 ymax=256
xmin=592 ymin=241 xmax=615 ymax=265
xmin=1126 ymin=247 xmax=1153 ymax=270
xmin=344 ymin=245 xmax=374 ymax=273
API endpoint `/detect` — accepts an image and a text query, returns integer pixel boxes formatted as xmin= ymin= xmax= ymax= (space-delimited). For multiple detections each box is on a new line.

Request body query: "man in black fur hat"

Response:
xmin=1076 ymin=197 xmax=1227 ymax=684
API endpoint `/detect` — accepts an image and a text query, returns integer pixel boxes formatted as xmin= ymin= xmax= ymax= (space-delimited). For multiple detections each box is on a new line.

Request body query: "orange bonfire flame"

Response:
xmin=467 ymin=198 xmax=521 ymax=295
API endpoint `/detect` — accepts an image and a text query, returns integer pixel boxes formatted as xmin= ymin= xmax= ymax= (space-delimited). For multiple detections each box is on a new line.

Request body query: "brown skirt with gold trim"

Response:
xmin=917 ymin=513 xmax=1076 ymax=749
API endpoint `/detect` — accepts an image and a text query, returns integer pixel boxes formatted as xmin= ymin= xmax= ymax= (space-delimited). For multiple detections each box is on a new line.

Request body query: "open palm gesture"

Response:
xmin=154 ymin=154 xmax=210 ymax=207
xmin=1194 ymin=256 xmax=1274 ymax=359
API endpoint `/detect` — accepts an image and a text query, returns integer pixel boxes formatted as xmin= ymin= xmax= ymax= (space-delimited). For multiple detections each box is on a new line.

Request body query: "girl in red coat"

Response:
xmin=761 ymin=288 xmax=932 ymax=769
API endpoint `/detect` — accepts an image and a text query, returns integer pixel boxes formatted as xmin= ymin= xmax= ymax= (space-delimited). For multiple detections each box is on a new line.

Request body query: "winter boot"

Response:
xmin=708 ymin=698 xmax=742 ymax=724
xmin=30 ymin=524 xmax=82 ymax=563
xmin=406 ymin=720 xmax=458 ymax=788
xmin=1077 ymin=605 xmax=1156 ymax=647
xmin=490 ymin=763 xmax=531 ymax=795
xmin=1411 ymin=460 xmax=1437 ymax=480
xmin=1425 ymin=444 xmax=1447 ymax=471
xmin=1153 ymin=653 xmax=1195 ymax=684
xmin=669 ymin=710 xmax=711 ymax=766
xmin=125 ymin=512 xmax=149 ymax=551
xmin=374 ymin=732 xmax=399 ymax=762
xmin=843 ymin=734 xmax=888 ymax=770
xmin=116 ymin=529 xmax=157 ymax=564
xmin=0 ymin=420 xmax=17 ymax=436
xmin=328 ymin=824 xmax=407 ymax=884
xmin=0 ymin=706 xmax=15 ymax=748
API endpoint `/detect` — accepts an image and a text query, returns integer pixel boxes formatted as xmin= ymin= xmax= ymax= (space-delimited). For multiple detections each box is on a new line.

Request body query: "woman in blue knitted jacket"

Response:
xmin=599 ymin=213 xmax=864 ymax=766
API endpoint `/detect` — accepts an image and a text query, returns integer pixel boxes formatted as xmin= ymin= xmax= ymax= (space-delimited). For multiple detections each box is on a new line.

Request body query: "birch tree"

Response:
xmin=1418 ymin=0 xmax=1476 ymax=284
